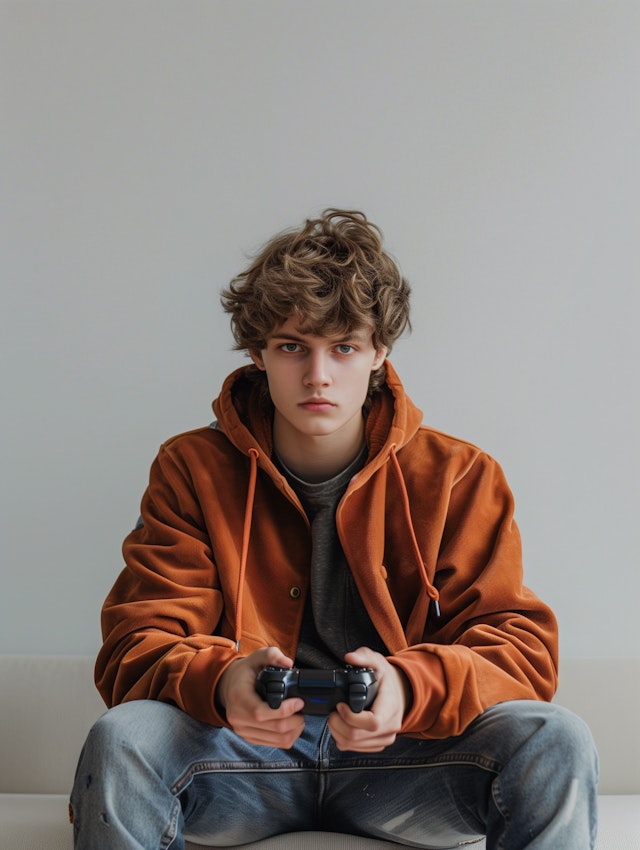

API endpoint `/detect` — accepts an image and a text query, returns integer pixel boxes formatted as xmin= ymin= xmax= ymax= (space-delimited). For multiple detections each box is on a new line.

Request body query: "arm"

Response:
xmin=95 ymin=442 xmax=241 ymax=726
xmin=390 ymin=449 xmax=558 ymax=739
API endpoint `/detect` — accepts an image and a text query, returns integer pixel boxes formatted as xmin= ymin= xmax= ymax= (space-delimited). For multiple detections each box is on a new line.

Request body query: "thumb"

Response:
xmin=344 ymin=646 xmax=379 ymax=669
xmin=260 ymin=645 xmax=294 ymax=670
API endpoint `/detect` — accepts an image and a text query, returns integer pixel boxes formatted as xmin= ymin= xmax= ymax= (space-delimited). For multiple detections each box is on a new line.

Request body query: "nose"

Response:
xmin=303 ymin=350 xmax=330 ymax=388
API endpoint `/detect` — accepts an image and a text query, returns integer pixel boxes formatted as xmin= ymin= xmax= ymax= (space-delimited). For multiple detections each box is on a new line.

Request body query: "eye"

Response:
xmin=335 ymin=344 xmax=355 ymax=355
xmin=280 ymin=342 xmax=301 ymax=353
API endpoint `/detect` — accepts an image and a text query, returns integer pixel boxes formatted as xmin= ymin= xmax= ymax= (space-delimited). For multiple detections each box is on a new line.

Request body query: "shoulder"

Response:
xmin=153 ymin=422 xmax=241 ymax=470
xmin=399 ymin=424 xmax=508 ymax=488
xmin=405 ymin=422 xmax=484 ymax=463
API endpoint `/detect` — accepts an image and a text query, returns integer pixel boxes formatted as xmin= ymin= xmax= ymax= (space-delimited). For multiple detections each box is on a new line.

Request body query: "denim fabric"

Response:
xmin=70 ymin=699 xmax=598 ymax=849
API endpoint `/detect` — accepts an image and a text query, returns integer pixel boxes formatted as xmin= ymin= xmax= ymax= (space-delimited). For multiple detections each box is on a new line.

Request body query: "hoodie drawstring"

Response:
xmin=388 ymin=445 xmax=441 ymax=618
xmin=235 ymin=448 xmax=259 ymax=650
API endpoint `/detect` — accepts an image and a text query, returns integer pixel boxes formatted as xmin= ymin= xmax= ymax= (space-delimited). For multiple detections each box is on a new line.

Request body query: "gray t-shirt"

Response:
xmin=276 ymin=447 xmax=388 ymax=668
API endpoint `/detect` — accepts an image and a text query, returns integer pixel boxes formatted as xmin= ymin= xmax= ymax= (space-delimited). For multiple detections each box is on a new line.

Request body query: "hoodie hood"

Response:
xmin=212 ymin=360 xmax=424 ymax=465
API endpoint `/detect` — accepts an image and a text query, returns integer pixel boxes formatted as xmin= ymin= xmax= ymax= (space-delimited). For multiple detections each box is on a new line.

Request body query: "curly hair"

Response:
xmin=221 ymin=209 xmax=411 ymax=355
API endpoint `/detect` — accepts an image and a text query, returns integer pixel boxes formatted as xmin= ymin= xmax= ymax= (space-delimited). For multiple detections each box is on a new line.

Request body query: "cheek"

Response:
xmin=264 ymin=366 xmax=295 ymax=398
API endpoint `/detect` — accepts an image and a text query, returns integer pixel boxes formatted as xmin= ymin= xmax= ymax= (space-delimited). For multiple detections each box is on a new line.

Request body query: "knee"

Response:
xmin=78 ymin=700 xmax=178 ymax=769
xmin=504 ymin=701 xmax=599 ymax=782
xmin=542 ymin=704 xmax=599 ymax=775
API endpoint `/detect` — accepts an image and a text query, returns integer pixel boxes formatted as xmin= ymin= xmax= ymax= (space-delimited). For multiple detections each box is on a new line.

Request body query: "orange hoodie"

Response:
xmin=96 ymin=361 xmax=558 ymax=738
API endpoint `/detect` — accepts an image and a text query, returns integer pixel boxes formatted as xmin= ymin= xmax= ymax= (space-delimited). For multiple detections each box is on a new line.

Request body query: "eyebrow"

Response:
xmin=269 ymin=329 xmax=370 ymax=344
xmin=269 ymin=333 xmax=307 ymax=343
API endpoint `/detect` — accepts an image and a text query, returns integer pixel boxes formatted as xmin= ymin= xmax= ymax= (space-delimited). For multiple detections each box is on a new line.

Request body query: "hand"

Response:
xmin=327 ymin=647 xmax=411 ymax=752
xmin=216 ymin=646 xmax=305 ymax=748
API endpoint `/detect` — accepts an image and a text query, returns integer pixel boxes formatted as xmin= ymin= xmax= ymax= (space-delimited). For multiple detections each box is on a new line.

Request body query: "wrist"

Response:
xmin=215 ymin=658 xmax=241 ymax=715
xmin=389 ymin=663 xmax=413 ymax=716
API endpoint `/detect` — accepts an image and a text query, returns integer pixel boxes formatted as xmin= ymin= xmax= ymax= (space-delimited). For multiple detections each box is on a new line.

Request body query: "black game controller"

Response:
xmin=255 ymin=665 xmax=378 ymax=715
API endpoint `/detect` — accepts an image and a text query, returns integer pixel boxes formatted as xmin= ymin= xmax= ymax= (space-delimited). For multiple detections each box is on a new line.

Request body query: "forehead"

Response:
xmin=269 ymin=316 xmax=374 ymax=343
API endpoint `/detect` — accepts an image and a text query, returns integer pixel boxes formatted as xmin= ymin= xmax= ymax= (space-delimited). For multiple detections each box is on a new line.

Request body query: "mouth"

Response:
xmin=299 ymin=398 xmax=335 ymax=411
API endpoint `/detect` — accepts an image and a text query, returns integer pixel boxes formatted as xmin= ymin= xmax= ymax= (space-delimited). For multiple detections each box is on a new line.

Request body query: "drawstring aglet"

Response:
xmin=433 ymin=599 xmax=441 ymax=618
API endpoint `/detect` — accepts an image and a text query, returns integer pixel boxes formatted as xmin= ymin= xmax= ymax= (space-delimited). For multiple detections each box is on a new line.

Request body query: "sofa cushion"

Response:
xmin=554 ymin=657 xmax=640 ymax=795
xmin=0 ymin=655 xmax=104 ymax=794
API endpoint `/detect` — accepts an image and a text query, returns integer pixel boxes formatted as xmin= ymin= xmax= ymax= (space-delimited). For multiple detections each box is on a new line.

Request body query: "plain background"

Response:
xmin=2 ymin=1 xmax=638 ymax=661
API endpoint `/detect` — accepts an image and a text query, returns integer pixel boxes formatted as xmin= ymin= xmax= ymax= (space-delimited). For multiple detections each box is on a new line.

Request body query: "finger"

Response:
xmin=255 ymin=696 xmax=305 ymax=720
xmin=333 ymin=701 xmax=379 ymax=729
xmin=328 ymin=721 xmax=397 ymax=753
xmin=344 ymin=646 xmax=380 ymax=668
xmin=264 ymin=646 xmax=295 ymax=667
xmin=234 ymin=703 xmax=305 ymax=745
xmin=255 ymin=709 xmax=305 ymax=734
xmin=251 ymin=646 xmax=294 ymax=673
xmin=240 ymin=718 xmax=305 ymax=749
xmin=329 ymin=709 xmax=397 ymax=746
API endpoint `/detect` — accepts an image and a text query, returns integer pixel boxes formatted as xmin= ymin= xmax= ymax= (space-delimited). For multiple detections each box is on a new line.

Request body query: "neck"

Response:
xmin=273 ymin=415 xmax=366 ymax=483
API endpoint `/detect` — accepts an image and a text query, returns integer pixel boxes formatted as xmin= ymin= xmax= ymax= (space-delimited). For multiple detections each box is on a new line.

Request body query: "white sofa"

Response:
xmin=0 ymin=655 xmax=638 ymax=849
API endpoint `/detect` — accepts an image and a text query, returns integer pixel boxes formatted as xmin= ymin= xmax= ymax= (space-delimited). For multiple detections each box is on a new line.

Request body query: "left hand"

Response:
xmin=327 ymin=647 xmax=412 ymax=752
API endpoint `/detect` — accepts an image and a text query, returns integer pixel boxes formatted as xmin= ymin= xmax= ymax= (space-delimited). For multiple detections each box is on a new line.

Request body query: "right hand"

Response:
xmin=216 ymin=646 xmax=305 ymax=748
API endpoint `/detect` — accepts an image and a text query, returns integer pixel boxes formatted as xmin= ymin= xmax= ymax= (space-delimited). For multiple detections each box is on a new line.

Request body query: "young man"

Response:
xmin=71 ymin=210 xmax=598 ymax=848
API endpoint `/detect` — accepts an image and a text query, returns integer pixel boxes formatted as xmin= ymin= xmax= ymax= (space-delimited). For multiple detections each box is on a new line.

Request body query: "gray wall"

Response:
xmin=2 ymin=1 xmax=638 ymax=659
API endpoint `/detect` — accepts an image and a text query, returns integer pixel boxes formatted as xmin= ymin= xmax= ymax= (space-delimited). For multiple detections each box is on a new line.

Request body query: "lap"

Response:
xmin=80 ymin=699 xmax=595 ymax=848
xmin=89 ymin=697 xmax=587 ymax=777
xmin=327 ymin=699 xmax=591 ymax=772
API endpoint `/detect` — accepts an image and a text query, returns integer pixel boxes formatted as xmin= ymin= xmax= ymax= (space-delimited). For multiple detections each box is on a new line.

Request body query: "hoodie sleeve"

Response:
xmin=95 ymin=443 xmax=239 ymax=727
xmin=389 ymin=450 xmax=559 ymax=739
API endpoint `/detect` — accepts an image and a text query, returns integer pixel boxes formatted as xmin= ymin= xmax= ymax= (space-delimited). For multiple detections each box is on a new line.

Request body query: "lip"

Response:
xmin=299 ymin=398 xmax=335 ymax=411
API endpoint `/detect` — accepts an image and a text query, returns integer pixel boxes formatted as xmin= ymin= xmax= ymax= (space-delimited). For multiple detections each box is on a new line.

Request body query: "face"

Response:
xmin=250 ymin=316 xmax=387 ymax=455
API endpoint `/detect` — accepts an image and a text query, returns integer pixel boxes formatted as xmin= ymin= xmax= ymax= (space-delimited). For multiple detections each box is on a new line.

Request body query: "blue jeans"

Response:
xmin=70 ymin=699 xmax=598 ymax=849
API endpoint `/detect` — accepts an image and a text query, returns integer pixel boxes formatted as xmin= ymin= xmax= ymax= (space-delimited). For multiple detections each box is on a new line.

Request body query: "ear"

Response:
xmin=371 ymin=347 xmax=388 ymax=371
xmin=249 ymin=350 xmax=266 ymax=371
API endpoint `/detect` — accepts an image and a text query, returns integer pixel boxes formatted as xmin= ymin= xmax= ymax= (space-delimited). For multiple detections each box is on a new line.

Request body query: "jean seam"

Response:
xmin=171 ymin=754 xmax=502 ymax=799
xmin=328 ymin=754 xmax=504 ymax=772
xmin=160 ymin=798 xmax=181 ymax=850
xmin=490 ymin=776 xmax=510 ymax=850
xmin=171 ymin=762 xmax=317 ymax=795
